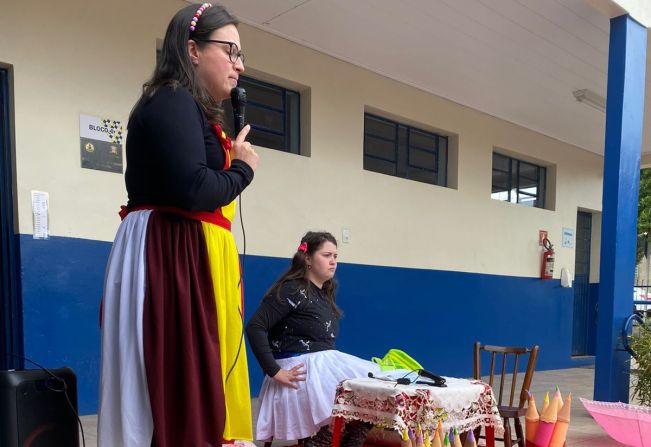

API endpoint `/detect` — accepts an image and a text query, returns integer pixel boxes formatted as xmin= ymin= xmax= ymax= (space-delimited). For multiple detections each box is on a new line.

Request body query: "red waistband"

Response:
xmin=119 ymin=205 xmax=231 ymax=231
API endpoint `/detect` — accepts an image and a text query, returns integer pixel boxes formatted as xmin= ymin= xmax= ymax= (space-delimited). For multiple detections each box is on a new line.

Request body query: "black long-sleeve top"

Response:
xmin=125 ymin=85 xmax=253 ymax=211
xmin=246 ymin=280 xmax=340 ymax=377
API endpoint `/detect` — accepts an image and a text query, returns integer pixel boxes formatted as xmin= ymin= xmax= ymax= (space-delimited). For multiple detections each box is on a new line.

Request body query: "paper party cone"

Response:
xmin=463 ymin=430 xmax=477 ymax=447
xmin=533 ymin=390 xmax=559 ymax=447
xmin=452 ymin=428 xmax=462 ymax=447
xmin=548 ymin=393 xmax=572 ymax=447
xmin=525 ymin=392 xmax=540 ymax=447
xmin=401 ymin=428 xmax=412 ymax=447
xmin=431 ymin=426 xmax=443 ymax=447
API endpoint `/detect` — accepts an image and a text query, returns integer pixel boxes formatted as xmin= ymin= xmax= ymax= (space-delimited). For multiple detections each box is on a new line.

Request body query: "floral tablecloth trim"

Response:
xmin=331 ymin=379 xmax=504 ymax=436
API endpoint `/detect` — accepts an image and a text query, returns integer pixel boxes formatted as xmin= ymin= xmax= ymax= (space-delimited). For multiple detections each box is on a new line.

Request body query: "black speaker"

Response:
xmin=0 ymin=367 xmax=79 ymax=447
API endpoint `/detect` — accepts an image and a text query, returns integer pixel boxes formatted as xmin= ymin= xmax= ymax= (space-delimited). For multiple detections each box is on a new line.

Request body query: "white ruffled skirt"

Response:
xmin=255 ymin=350 xmax=380 ymax=441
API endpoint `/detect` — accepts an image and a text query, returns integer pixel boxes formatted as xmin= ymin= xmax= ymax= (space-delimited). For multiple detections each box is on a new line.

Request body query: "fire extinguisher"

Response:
xmin=541 ymin=237 xmax=555 ymax=279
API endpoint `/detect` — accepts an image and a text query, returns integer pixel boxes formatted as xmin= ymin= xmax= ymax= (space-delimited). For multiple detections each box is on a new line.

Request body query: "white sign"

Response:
xmin=31 ymin=191 xmax=49 ymax=240
xmin=562 ymin=227 xmax=574 ymax=248
xmin=80 ymin=114 xmax=123 ymax=145
xmin=79 ymin=114 xmax=124 ymax=173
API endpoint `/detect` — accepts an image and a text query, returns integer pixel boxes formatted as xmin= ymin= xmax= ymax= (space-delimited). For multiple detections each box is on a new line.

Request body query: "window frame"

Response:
xmin=363 ymin=113 xmax=448 ymax=187
xmin=491 ymin=152 xmax=547 ymax=209
xmin=224 ymin=75 xmax=302 ymax=155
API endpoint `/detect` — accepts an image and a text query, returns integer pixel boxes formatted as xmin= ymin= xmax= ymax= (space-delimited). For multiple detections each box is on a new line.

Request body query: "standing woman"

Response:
xmin=98 ymin=3 xmax=258 ymax=447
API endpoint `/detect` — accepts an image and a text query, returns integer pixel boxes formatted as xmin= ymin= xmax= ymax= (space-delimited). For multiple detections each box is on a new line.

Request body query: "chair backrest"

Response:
xmin=473 ymin=342 xmax=539 ymax=409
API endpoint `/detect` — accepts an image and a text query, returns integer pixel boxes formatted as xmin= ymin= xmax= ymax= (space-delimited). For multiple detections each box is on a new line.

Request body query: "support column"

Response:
xmin=595 ymin=14 xmax=647 ymax=402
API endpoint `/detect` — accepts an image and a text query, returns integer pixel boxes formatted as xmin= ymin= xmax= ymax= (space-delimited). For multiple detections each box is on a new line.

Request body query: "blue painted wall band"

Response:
xmin=20 ymin=235 xmax=588 ymax=414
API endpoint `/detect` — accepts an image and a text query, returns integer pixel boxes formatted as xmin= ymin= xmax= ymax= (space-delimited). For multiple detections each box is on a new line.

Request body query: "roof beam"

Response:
xmin=586 ymin=0 xmax=651 ymax=28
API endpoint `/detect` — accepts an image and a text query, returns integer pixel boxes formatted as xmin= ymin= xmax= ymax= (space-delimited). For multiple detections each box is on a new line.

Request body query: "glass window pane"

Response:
xmin=519 ymin=161 xmax=539 ymax=181
xmin=249 ymin=105 xmax=283 ymax=133
xmin=364 ymin=156 xmax=396 ymax=176
xmin=492 ymin=169 xmax=509 ymax=191
xmin=243 ymin=79 xmax=284 ymax=109
xmin=518 ymin=194 xmax=537 ymax=207
xmin=492 ymin=166 xmax=510 ymax=201
xmin=286 ymin=90 xmax=300 ymax=154
xmin=438 ymin=137 xmax=447 ymax=187
xmin=409 ymin=147 xmax=436 ymax=170
xmin=364 ymin=135 xmax=397 ymax=161
xmin=409 ymin=129 xmax=436 ymax=150
xmin=539 ymin=167 xmax=546 ymax=208
xmin=250 ymin=128 xmax=284 ymax=151
xmin=519 ymin=174 xmax=538 ymax=191
xmin=222 ymin=100 xmax=235 ymax=136
xmin=510 ymin=189 xmax=518 ymax=203
xmin=491 ymin=190 xmax=510 ymax=201
xmin=520 ymin=186 xmax=538 ymax=199
xmin=397 ymin=126 xmax=408 ymax=178
xmin=493 ymin=153 xmax=510 ymax=172
xmin=365 ymin=115 xmax=396 ymax=140
xmin=408 ymin=168 xmax=436 ymax=185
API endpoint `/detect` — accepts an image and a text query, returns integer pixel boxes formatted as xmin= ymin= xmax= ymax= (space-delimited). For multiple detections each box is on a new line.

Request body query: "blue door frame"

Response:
xmin=0 ymin=67 xmax=23 ymax=370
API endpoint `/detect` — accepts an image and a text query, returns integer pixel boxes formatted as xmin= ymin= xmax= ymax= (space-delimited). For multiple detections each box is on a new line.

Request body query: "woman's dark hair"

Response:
xmin=129 ymin=3 xmax=238 ymax=127
xmin=267 ymin=231 xmax=341 ymax=318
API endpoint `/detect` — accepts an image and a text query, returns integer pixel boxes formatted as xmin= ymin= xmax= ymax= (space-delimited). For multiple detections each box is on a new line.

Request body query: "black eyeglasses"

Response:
xmin=197 ymin=39 xmax=245 ymax=64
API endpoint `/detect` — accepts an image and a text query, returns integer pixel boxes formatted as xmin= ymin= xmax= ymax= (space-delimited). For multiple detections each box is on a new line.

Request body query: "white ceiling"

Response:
xmin=218 ymin=0 xmax=651 ymax=156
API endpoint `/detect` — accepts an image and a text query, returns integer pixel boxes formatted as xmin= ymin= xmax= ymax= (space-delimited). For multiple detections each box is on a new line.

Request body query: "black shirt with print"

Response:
xmin=246 ymin=279 xmax=340 ymax=377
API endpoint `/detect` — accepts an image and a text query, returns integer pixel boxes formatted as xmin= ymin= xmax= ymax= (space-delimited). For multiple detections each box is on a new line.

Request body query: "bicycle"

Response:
xmin=622 ymin=300 xmax=651 ymax=357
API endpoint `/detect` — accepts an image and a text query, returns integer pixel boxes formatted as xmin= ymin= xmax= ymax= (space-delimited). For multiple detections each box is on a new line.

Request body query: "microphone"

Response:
xmin=368 ymin=372 xmax=411 ymax=385
xmin=417 ymin=368 xmax=447 ymax=387
xmin=230 ymin=87 xmax=247 ymax=135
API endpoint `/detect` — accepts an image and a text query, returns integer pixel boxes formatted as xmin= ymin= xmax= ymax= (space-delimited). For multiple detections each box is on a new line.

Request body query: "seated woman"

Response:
xmin=246 ymin=231 xmax=379 ymax=447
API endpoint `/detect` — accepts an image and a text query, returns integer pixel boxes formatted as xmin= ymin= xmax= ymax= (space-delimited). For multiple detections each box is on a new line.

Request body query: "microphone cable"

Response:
xmin=225 ymin=192 xmax=246 ymax=384
xmin=225 ymin=86 xmax=249 ymax=384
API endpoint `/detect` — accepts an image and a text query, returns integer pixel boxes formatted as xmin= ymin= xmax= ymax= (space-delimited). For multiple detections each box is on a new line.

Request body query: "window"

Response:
xmin=491 ymin=152 xmax=546 ymax=208
xmin=223 ymin=76 xmax=301 ymax=154
xmin=363 ymin=113 xmax=448 ymax=187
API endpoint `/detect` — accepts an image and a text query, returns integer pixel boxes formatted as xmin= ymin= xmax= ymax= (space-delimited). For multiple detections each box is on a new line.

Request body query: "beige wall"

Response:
xmin=0 ymin=0 xmax=604 ymax=278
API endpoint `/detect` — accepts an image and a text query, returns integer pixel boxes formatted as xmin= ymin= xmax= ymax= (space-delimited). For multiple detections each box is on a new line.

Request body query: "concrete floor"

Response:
xmin=77 ymin=366 xmax=629 ymax=447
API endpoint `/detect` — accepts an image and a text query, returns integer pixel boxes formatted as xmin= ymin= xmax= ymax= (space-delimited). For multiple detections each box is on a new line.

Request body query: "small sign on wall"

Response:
xmin=80 ymin=114 xmax=123 ymax=173
xmin=31 ymin=190 xmax=49 ymax=239
xmin=562 ymin=227 xmax=574 ymax=248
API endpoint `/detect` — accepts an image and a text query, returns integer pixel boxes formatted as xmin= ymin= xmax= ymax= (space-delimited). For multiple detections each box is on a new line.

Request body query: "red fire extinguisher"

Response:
xmin=541 ymin=237 xmax=555 ymax=279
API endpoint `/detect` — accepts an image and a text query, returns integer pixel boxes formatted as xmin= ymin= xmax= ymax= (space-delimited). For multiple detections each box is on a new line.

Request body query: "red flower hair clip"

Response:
xmin=297 ymin=242 xmax=308 ymax=253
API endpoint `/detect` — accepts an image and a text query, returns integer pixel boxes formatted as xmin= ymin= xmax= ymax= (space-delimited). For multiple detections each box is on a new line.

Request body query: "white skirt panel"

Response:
xmin=98 ymin=210 xmax=153 ymax=447
xmin=255 ymin=350 xmax=380 ymax=441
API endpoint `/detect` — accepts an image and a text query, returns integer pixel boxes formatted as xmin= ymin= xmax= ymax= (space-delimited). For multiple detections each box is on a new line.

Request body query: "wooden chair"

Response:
xmin=473 ymin=342 xmax=539 ymax=447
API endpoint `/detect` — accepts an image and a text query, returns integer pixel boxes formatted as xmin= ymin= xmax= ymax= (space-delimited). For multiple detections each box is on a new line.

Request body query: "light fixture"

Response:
xmin=573 ymin=89 xmax=606 ymax=112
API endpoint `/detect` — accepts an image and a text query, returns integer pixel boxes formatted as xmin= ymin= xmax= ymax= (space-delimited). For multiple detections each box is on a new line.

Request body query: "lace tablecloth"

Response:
xmin=332 ymin=377 xmax=504 ymax=436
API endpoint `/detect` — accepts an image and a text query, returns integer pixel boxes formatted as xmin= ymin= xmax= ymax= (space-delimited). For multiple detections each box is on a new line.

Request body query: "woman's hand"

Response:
xmin=231 ymin=125 xmax=259 ymax=172
xmin=272 ymin=363 xmax=307 ymax=389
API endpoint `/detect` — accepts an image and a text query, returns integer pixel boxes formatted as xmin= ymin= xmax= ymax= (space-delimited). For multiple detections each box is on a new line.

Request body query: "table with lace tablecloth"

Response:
xmin=331 ymin=377 xmax=504 ymax=447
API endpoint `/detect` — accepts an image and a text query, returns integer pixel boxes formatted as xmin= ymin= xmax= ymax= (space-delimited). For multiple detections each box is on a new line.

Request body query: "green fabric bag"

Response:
xmin=371 ymin=349 xmax=423 ymax=371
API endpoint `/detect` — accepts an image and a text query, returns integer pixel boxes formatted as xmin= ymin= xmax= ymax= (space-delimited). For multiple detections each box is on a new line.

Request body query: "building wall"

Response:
xmin=0 ymin=0 xmax=603 ymax=414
